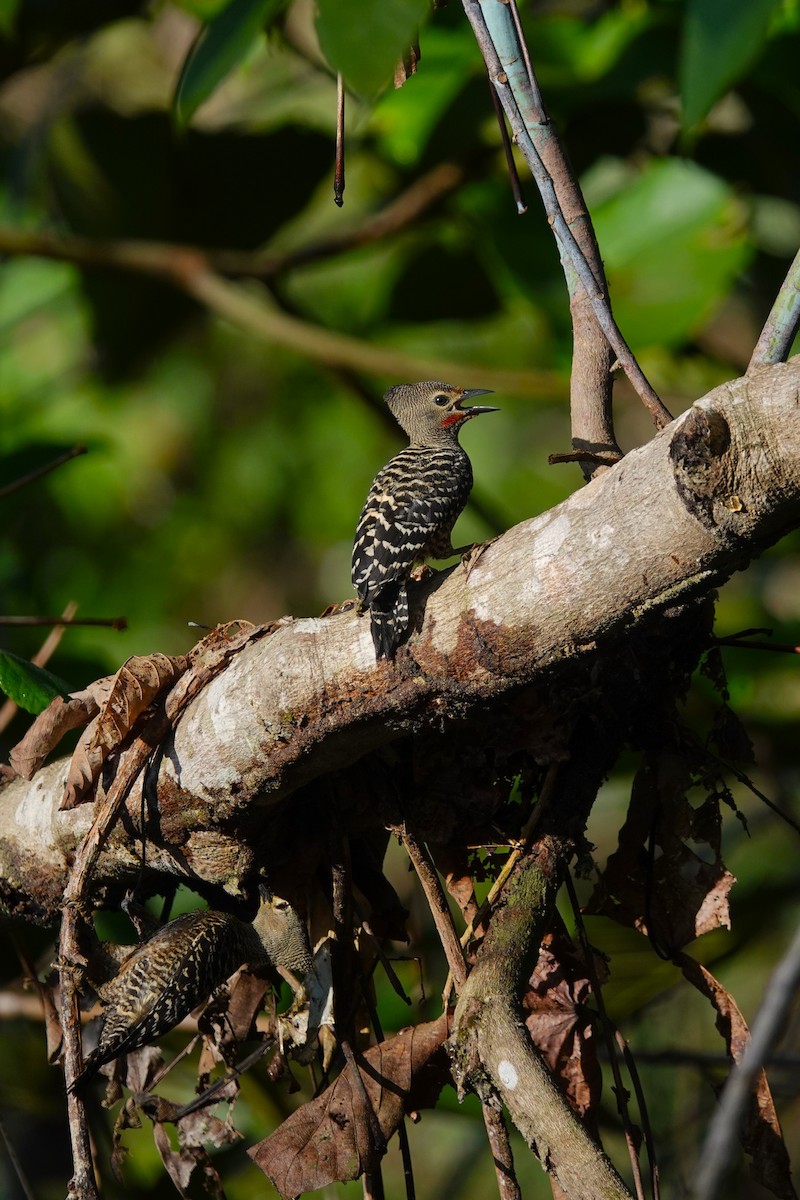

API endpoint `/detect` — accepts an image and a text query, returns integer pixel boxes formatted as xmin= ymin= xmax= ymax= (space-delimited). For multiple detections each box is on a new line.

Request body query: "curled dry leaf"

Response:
xmin=61 ymin=653 xmax=188 ymax=809
xmin=249 ymin=1015 xmax=450 ymax=1198
xmin=678 ymin=955 xmax=797 ymax=1200
xmin=9 ymin=678 xmax=113 ymax=780
xmin=522 ymin=930 xmax=602 ymax=1121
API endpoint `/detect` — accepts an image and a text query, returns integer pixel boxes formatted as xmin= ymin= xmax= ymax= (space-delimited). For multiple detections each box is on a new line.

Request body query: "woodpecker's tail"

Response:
xmin=369 ymin=581 xmax=409 ymax=659
xmin=68 ymin=1051 xmax=102 ymax=1093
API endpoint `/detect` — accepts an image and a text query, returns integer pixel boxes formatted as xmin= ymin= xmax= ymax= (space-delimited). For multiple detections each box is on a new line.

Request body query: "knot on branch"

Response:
xmin=669 ymin=406 xmax=739 ymax=530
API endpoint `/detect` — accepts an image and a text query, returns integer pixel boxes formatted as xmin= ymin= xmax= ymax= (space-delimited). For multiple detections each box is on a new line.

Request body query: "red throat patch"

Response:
xmin=440 ymin=412 xmax=468 ymax=428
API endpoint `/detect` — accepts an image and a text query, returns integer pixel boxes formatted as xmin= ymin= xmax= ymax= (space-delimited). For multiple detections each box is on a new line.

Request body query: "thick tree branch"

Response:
xmin=2 ymin=362 xmax=800 ymax=920
xmin=450 ymin=837 xmax=631 ymax=1199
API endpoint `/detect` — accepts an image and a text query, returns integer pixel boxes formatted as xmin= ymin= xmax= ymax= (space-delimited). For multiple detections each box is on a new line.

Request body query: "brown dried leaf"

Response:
xmin=121 ymin=1045 xmax=165 ymax=1095
xmin=587 ymin=749 xmax=735 ymax=949
xmin=153 ymin=1121 xmax=197 ymax=1197
xmin=61 ymin=653 xmax=188 ymax=808
xmin=224 ymin=971 xmax=271 ymax=1043
xmin=522 ymin=930 xmax=602 ymax=1120
xmin=9 ymin=679 xmax=112 ymax=780
xmin=679 ymin=955 xmax=797 ymax=1199
xmin=249 ymin=1015 xmax=450 ymax=1198
xmin=433 ymin=845 xmax=478 ymax=924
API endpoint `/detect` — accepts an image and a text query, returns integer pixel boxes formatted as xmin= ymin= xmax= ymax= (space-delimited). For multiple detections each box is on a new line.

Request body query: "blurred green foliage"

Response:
xmin=0 ymin=0 xmax=799 ymax=1197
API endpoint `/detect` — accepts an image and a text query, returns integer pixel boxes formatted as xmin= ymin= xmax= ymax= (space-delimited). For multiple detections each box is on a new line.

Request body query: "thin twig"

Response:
xmin=171 ymin=1039 xmax=275 ymax=1119
xmin=330 ymin=824 xmax=354 ymax=1047
xmin=0 ymin=444 xmax=87 ymax=499
xmin=0 ymin=599 xmax=79 ymax=734
xmin=58 ymin=905 xmax=98 ymax=1200
xmin=0 ymin=1110 xmax=36 ymax=1200
xmin=359 ymin=979 xmax=417 ymax=1200
xmin=715 ymin=636 xmax=800 ymax=654
xmin=487 ymin=78 xmax=527 ymax=215
xmin=461 ymin=0 xmax=672 ymax=430
xmin=395 ymin=826 xmax=467 ymax=991
xmin=0 ymin=163 xmax=466 ymax=282
xmin=481 ymin=1102 xmax=522 ymax=1200
xmin=334 ymin=74 xmax=345 ymax=207
xmin=564 ymin=874 xmax=647 ymax=1200
xmin=693 ymin=921 xmax=800 ymax=1200
xmin=615 ymin=1032 xmax=661 ymax=1200
xmin=185 ymin=269 xmax=556 ymax=397
xmin=353 ymin=899 xmax=412 ymax=1006
xmin=0 ymin=615 xmax=126 ymax=628
xmin=748 ymin=246 xmax=800 ymax=370
xmin=696 ymin=738 xmax=800 ymax=839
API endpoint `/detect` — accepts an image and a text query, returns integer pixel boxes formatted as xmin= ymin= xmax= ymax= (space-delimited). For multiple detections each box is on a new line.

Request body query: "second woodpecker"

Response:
xmin=352 ymin=381 xmax=498 ymax=659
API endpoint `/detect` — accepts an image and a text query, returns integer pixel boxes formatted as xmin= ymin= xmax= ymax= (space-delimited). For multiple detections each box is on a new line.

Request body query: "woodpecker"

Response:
xmin=71 ymin=891 xmax=310 ymax=1091
xmin=352 ymin=381 xmax=498 ymax=659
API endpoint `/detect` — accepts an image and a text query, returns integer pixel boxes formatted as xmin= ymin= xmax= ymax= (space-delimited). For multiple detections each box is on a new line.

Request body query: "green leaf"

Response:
xmin=316 ymin=0 xmax=430 ymax=102
xmin=173 ymin=0 xmax=290 ymax=129
xmin=680 ymin=0 xmax=783 ymax=128
xmin=591 ymin=158 xmax=751 ymax=349
xmin=0 ymin=649 xmax=69 ymax=714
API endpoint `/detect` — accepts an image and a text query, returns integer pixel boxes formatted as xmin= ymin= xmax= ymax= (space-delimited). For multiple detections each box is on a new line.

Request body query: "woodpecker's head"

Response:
xmin=385 ymin=381 xmax=498 ymax=444
xmin=253 ymin=886 xmax=312 ymax=974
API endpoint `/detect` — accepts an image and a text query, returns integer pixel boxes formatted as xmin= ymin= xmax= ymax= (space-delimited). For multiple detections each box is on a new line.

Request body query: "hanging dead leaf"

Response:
xmin=224 ymin=971 xmax=271 ymax=1043
xmin=522 ymin=930 xmax=603 ymax=1120
xmin=434 ymin=844 xmax=478 ymax=924
xmin=586 ymin=748 xmax=735 ymax=950
xmin=153 ymin=1121 xmax=197 ymax=1197
xmin=60 ymin=653 xmax=188 ymax=808
xmin=9 ymin=678 xmax=114 ymax=780
xmin=678 ymin=955 xmax=797 ymax=1200
xmin=249 ymin=1015 xmax=450 ymax=1198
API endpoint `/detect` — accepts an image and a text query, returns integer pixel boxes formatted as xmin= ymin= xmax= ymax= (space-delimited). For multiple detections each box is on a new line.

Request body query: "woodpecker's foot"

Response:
xmin=410 ymin=563 xmax=434 ymax=582
xmin=461 ymin=539 xmax=496 ymax=579
xmin=320 ymin=598 xmax=359 ymax=617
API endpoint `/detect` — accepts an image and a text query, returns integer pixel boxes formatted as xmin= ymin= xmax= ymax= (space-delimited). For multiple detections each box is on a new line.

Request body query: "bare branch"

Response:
xmin=481 ymin=1102 xmax=523 ymax=1200
xmin=0 ymin=445 xmax=86 ymax=499
xmin=748 ymin=247 xmax=800 ymax=370
xmin=0 ymin=228 xmax=554 ymax=398
xmin=462 ymin=0 xmax=672 ymax=437
xmin=396 ymin=827 xmax=467 ymax=991
xmin=450 ymin=835 xmax=632 ymax=1199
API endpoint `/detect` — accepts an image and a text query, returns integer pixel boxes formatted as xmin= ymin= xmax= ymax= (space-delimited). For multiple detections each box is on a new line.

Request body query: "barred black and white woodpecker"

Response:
xmin=352 ymin=381 xmax=499 ymax=659
xmin=70 ymin=891 xmax=310 ymax=1091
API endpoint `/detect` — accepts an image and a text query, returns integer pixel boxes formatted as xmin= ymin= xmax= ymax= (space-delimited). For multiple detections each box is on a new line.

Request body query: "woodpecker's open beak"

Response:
xmin=456 ymin=388 xmax=499 ymax=417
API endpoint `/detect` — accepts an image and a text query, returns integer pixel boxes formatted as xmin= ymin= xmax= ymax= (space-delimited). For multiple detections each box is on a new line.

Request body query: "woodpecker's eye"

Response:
xmin=434 ymin=394 xmax=449 ymax=406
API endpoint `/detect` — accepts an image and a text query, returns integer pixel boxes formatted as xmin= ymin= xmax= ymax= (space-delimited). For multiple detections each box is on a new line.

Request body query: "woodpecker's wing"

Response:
xmin=352 ymin=448 xmax=464 ymax=603
xmin=76 ymin=912 xmax=243 ymax=1085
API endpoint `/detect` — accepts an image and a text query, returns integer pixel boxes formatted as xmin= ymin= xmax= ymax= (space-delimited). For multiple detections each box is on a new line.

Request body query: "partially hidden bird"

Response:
xmin=70 ymin=891 xmax=311 ymax=1091
xmin=352 ymin=381 xmax=498 ymax=659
